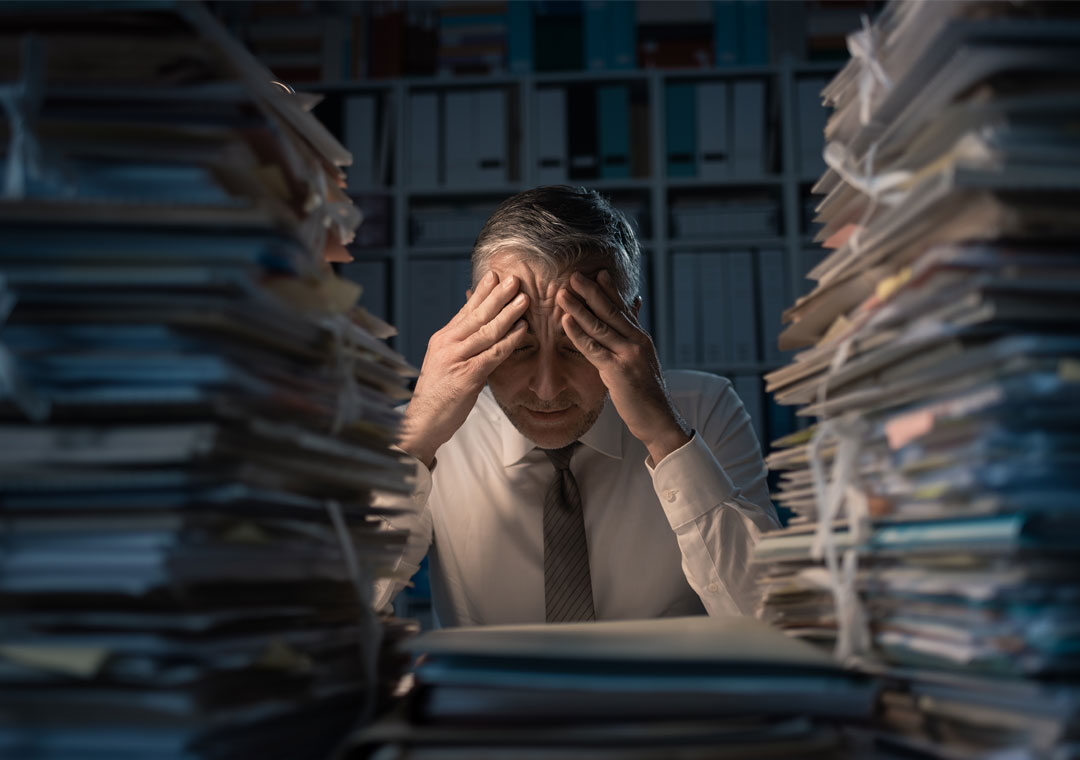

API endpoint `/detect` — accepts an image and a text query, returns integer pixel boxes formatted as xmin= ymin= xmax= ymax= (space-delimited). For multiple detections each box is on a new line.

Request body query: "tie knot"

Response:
xmin=542 ymin=443 xmax=578 ymax=472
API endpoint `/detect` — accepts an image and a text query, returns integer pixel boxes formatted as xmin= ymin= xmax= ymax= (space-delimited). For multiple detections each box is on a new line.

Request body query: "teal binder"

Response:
xmin=584 ymin=0 xmax=607 ymax=70
xmin=597 ymin=84 xmax=631 ymax=179
xmin=713 ymin=1 xmax=739 ymax=67
xmin=737 ymin=0 xmax=768 ymax=65
xmin=666 ymin=83 xmax=696 ymax=178
xmin=608 ymin=0 xmax=636 ymax=69
xmin=507 ymin=1 xmax=534 ymax=73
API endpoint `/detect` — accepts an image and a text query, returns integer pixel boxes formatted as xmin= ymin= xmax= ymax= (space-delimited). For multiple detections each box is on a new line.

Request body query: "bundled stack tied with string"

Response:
xmin=0 ymin=3 xmax=419 ymax=759
xmin=754 ymin=0 xmax=1080 ymax=756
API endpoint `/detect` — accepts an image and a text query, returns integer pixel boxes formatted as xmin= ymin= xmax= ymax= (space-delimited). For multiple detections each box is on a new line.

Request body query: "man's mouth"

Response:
xmin=525 ymin=406 xmax=572 ymax=420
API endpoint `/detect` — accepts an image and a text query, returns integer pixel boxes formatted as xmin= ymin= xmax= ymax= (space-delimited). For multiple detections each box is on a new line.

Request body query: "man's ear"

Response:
xmin=632 ymin=295 xmax=642 ymax=318
xmin=466 ymin=289 xmax=473 ymax=303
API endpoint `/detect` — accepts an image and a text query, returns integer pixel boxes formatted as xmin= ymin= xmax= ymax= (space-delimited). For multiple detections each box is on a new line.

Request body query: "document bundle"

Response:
xmin=755 ymin=1 xmax=1080 ymax=757
xmin=0 ymin=3 xmax=416 ymax=758
xmin=341 ymin=616 xmax=878 ymax=759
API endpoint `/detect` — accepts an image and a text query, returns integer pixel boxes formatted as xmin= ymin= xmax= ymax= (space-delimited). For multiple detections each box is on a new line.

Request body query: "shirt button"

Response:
xmin=707 ymin=582 xmax=720 ymax=593
xmin=663 ymin=489 xmax=678 ymax=503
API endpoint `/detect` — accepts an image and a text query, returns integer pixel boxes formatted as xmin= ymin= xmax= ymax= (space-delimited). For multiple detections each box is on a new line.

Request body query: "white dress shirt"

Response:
xmin=374 ymin=370 xmax=779 ymax=626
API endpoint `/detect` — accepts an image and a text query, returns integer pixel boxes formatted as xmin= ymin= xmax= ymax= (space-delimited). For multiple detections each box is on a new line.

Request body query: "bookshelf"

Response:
xmin=207 ymin=2 xmax=857 ymax=450
xmin=302 ymin=60 xmax=836 ymax=450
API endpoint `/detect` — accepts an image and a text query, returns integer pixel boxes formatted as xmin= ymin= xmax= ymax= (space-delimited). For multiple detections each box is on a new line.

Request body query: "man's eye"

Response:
xmin=562 ymin=345 xmax=584 ymax=357
xmin=513 ymin=345 xmax=536 ymax=354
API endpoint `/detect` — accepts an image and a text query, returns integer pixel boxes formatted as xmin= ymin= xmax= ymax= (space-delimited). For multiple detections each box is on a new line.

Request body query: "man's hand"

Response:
xmin=557 ymin=270 xmax=692 ymax=465
xmin=400 ymin=271 xmax=530 ymax=468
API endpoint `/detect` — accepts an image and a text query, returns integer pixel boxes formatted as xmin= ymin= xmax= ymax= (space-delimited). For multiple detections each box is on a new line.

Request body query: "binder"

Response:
xmin=534 ymin=2 xmax=584 ymax=72
xmin=536 ymin=87 xmax=568 ymax=184
xmin=757 ymin=248 xmax=787 ymax=363
xmin=597 ymin=85 xmax=631 ymax=180
xmin=737 ymin=0 xmax=769 ymax=65
xmin=700 ymin=253 xmax=730 ymax=366
xmin=731 ymin=80 xmax=766 ymax=177
xmin=727 ymin=250 xmax=757 ymax=363
xmin=344 ymin=94 xmax=376 ymax=188
xmin=507 ymin=0 xmax=534 ymax=73
xmin=671 ymin=253 xmax=700 ymax=367
xmin=608 ymin=0 xmax=636 ymax=69
xmin=567 ymin=85 xmax=598 ymax=181
xmin=584 ymin=1 xmax=608 ymax=70
xmin=444 ymin=90 xmax=474 ymax=185
xmin=666 ymin=82 xmax=697 ymax=178
xmin=696 ymin=81 xmax=730 ymax=180
xmin=630 ymin=97 xmax=651 ymax=178
xmin=472 ymin=89 xmax=508 ymax=185
xmin=408 ymin=91 xmax=440 ymax=188
xmin=713 ymin=1 xmax=739 ymax=67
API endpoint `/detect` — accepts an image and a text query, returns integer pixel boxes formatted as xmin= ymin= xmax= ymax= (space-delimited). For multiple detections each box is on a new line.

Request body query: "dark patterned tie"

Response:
xmin=542 ymin=443 xmax=596 ymax=623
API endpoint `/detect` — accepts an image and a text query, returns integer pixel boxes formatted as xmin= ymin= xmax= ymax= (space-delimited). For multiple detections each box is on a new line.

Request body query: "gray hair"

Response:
xmin=472 ymin=186 xmax=641 ymax=306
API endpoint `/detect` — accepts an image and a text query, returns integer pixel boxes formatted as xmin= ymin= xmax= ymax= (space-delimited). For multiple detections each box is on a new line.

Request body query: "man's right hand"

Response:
xmin=398 ymin=271 xmax=530 ymax=469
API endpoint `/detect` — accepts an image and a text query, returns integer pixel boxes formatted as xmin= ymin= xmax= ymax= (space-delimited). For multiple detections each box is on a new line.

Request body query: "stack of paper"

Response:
xmin=340 ymin=616 xmax=877 ymax=759
xmin=755 ymin=0 xmax=1080 ymax=756
xmin=0 ymin=3 xmax=417 ymax=758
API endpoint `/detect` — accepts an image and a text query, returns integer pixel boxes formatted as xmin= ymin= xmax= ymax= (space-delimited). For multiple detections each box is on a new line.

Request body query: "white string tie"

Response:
xmin=847 ymin=14 xmax=892 ymax=127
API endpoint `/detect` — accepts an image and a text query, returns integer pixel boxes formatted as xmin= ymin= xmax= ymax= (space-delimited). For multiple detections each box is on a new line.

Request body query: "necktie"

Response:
xmin=542 ymin=443 xmax=596 ymax=623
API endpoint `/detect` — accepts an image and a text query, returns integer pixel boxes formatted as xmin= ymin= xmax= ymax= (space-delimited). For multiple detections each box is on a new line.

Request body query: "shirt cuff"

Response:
xmin=647 ymin=432 xmax=737 ymax=530
xmin=404 ymin=448 xmax=434 ymax=508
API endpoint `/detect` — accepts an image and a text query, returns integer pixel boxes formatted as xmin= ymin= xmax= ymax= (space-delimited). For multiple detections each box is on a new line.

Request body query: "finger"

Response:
xmin=459 ymin=290 xmax=530 ymax=358
xmin=556 ymin=286 xmax=627 ymax=354
xmin=450 ymin=270 xmax=499 ymax=326
xmin=473 ymin=318 xmax=529 ymax=373
xmin=597 ymin=270 xmax=642 ymax=327
xmin=567 ymin=271 xmax=634 ymax=338
xmin=594 ymin=269 xmax=623 ymax=306
xmin=561 ymin=312 xmax=613 ymax=365
xmin=451 ymin=273 xmax=521 ymax=338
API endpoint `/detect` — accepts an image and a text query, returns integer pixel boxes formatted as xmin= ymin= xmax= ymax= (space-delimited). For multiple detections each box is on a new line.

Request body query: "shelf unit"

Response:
xmin=309 ymin=58 xmax=839 ymax=449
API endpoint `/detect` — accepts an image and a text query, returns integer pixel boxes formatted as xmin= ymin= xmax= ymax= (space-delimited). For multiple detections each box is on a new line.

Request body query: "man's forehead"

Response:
xmin=487 ymin=251 xmax=605 ymax=288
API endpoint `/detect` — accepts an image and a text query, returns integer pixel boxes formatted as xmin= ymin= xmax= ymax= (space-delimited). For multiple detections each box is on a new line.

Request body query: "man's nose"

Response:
xmin=528 ymin=353 xmax=566 ymax=401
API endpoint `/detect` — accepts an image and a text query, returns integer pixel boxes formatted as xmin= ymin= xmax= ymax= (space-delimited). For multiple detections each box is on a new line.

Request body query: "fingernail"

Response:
xmin=503 ymin=275 xmax=517 ymax=289
xmin=484 ymin=271 xmax=495 ymax=285
xmin=513 ymin=292 xmax=526 ymax=305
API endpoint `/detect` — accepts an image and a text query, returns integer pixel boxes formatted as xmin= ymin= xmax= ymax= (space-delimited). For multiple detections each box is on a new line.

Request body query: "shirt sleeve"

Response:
xmin=370 ymin=453 xmax=435 ymax=614
xmin=647 ymin=379 xmax=780 ymax=617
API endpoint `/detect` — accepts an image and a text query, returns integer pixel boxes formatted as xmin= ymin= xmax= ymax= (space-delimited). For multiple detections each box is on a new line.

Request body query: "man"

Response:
xmin=376 ymin=186 xmax=779 ymax=626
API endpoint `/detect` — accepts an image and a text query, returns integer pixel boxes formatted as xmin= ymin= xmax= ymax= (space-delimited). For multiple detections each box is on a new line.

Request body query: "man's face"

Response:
xmin=485 ymin=252 xmax=609 ymax=450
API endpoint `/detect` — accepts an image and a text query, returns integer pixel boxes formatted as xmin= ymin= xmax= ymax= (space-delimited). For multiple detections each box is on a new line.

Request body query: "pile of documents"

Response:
xmin=340 ymin=616 xmax=877 ymax=759
xmin=756 ymin=0 xmax=1080 ymax=756
xmin=0 ymin=3 xmax=417 ymax=758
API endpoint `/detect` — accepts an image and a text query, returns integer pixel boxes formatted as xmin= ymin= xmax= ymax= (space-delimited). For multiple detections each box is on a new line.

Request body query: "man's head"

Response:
xmin=472 ymin=186 xmax=642 ymax=449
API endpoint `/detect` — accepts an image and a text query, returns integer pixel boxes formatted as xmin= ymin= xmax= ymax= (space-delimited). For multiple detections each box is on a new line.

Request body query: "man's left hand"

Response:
xmin=557 ymin=270 xmax=692 ymax=464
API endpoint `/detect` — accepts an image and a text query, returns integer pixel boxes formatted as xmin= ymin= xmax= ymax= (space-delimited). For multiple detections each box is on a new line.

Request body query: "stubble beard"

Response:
xmin=493 ymin=391 xmax=607 ymax=450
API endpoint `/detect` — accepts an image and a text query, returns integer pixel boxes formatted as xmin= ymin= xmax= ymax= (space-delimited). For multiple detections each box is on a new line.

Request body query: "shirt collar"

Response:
xmin=491 ymin=388 xmax=625 ymax=467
